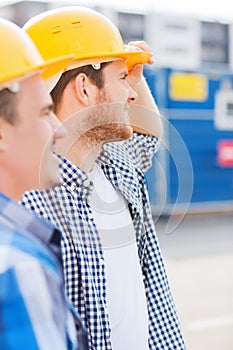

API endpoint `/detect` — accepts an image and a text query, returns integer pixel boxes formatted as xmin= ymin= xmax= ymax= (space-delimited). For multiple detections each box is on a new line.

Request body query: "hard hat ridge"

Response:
xmin=23 ymin=6 xmax=151 ymax=72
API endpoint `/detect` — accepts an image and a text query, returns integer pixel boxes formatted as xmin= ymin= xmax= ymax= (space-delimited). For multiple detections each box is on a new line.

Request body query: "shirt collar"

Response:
xmin=56 ymin=154 xmax=94 ymax=201
xmin=0 ymin=192 xmax=61 ymax=263
xmin=57 ymin=153 xmax=89 ymax=186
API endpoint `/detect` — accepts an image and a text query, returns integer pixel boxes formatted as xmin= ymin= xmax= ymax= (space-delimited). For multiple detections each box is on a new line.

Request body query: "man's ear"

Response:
xmin=74 ymin=73 xmax=96 ymax=106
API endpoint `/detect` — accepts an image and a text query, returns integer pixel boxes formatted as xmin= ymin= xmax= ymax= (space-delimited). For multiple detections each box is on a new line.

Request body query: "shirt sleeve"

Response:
xmin=0 ymin=259 xmax=68 ymax=350
xmin=105 ymin=132 xmax=160 ymax=173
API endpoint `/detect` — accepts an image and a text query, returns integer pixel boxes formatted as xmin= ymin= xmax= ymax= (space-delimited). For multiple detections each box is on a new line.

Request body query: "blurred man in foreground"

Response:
xmin=0 ymin=17 xmax=86 ymax=350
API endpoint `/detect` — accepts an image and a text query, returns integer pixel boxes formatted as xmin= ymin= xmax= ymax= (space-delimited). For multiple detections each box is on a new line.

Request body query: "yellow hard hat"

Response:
xmin=23 ymin=6 xmax=152 ymax=71
xmin=0 ymin=17 xmax=73 ymax=89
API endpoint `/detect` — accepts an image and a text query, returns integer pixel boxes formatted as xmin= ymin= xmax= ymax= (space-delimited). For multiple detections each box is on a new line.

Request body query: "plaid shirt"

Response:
xmin=22 ymin=133 xmax=186 ymax=350
xmin=0 ymin=193 xmax=78 ymax=350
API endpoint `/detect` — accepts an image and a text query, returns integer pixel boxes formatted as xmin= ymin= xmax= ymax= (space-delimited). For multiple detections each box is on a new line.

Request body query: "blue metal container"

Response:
xmin=144 ymin=67 xmax=233 ymax=214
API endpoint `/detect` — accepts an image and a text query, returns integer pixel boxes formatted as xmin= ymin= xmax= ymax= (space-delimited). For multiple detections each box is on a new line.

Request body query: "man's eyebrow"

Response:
xmin=119 ymin=70 xmax=128 ymax=77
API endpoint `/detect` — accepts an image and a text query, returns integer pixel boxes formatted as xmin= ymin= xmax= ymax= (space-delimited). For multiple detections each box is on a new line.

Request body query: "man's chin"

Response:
xmin=83 ymin=123 xmax=133 ymax=146
xmin=39 ymin=156 xmax=61 ymax=190
xmin=107 ymin=124 xmax=133 ymax=142
xmin=106 ymin=123 xmax=133 ymax=140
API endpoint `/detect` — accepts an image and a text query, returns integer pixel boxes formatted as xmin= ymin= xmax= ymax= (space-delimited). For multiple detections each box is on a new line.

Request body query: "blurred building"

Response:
xmin=1 ymin=0 xmax=232 ymax=214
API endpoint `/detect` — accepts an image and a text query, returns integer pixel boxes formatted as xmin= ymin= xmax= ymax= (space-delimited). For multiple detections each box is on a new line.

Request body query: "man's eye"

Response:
xmin=42 ymin=112 xmax=50 ymax=118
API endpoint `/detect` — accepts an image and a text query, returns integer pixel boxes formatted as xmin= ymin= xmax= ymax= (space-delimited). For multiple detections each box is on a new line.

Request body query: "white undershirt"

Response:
xmin=88 ymin=163 xmax=149 ymax=350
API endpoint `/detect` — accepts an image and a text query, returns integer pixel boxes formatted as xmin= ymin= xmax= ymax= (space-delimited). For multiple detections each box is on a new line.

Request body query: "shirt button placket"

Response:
xmin=83 ymin=178 xmax=90 ymax=187
xmin=99 ymin=258 xmax=105 ymax=266
xmin=70 ymin=183 xmax=76 ymax=194
xmin=87 ymin=212 xmax=93 ymax=220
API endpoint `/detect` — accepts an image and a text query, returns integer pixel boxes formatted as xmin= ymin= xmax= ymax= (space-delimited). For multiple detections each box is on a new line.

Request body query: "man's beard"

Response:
xmin=83 ymin=122 xmax=133 ymax=148
xmin=81 ymin=90 xmax=133 ymax=147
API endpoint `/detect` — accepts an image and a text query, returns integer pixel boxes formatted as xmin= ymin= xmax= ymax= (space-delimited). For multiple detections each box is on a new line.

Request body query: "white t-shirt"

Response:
xmin=88 ymin=163 xmax=149 ymax=350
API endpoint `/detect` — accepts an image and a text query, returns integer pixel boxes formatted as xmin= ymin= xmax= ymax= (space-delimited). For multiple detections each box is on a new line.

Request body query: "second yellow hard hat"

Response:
xmin=23 ymin=6 xmax=151 ymax=71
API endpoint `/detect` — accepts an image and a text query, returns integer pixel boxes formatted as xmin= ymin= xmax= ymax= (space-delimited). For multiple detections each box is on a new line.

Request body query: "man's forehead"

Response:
xmin=103 ymin=59 xmax=128 ymax=73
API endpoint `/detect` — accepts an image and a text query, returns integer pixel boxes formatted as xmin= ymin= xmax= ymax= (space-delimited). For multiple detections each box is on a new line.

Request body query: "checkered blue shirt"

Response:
xmin=21 ymin=133 xmax=186 ymax=350
xmin=0 ymin=193 xmax=78 ymax=350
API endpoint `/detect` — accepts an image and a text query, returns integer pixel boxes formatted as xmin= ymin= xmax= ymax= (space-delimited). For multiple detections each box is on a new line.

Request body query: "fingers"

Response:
xmin=127 ymin=40 xmax=151 ymax=52
xmin=125 ymin=41 xmax=154 ymax=65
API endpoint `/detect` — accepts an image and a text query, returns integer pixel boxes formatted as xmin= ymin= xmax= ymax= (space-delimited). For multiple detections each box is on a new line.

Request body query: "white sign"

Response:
xmin=145 ymin=13 xmax=201 ymax=70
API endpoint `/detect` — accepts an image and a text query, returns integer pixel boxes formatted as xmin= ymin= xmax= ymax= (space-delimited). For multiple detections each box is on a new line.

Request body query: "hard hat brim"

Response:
xmin=120 ymin=50 xmax=152 ymax=70
xmin=79 ymin=50 xmax=152 ymax=70
xmin=65 ymin=51 xmax=152 ymax=72
xmin=39 ymin=54 xmax=74 ymax=79
xmin=0 ymin=54 xmax=74 ymax=89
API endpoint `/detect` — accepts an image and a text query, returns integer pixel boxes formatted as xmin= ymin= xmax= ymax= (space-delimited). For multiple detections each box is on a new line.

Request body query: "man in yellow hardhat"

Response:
xmin=21 ymin=6 xmax=186 ymax=350
xmin=0 ymin=17 xmax=89 ymax=350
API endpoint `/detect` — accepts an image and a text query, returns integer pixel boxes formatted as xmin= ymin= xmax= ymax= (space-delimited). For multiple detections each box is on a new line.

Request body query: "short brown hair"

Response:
xmin=51 ymin=62 xmax=110 ymax=113
xmin=0 ymin=89 xmax=18 ymax=124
